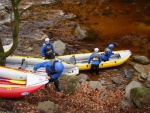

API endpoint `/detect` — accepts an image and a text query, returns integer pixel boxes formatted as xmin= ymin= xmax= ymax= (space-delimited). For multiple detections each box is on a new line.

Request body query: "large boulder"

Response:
xmin=134 ymin=63 xmax=150 ymax=74
xmin=74 ymin=24 xmax=97 ymax=41
xmin=53 ymin=40 xmax=66 ymax=55
xmin=59 ymin=74 xmax=79 ymax=94
xmin=37 ymin=101 xmax=55 ymax=113
xmin=130 ymin=87 xmax=150 ymax=108
xmin=131 ymin=56 xmax=150 ymax=65
xmin=88 ymin=81 xmax=103 ymax=90
xmin=78 ymin=73 xmax=89 ymax=83
xmin=124 ymin=81 xmax=142 ymax=100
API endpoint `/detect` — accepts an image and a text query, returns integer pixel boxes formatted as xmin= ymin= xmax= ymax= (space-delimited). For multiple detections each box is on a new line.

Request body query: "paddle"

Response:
xmin=0 ymin=78 xmax=26 ymax=84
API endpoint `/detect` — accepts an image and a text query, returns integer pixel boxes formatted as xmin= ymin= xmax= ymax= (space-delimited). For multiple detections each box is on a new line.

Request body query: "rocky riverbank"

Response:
xmin=0 ymin=0 xmax=150 ymax=112
xmin=0 ymin=56 xmax=150 ymax=112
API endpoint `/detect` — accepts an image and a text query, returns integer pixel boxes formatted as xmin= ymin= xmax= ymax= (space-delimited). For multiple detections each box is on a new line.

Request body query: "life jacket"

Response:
xmin=92 ymin=53 xmax=99 ymax=61
xmin=104 ymin=48 xmax=110 ymax=56
xmin=46 ymin=44 xmax=52 ymax=54
xmin=49 ymin=60 xmax=58 ymax=75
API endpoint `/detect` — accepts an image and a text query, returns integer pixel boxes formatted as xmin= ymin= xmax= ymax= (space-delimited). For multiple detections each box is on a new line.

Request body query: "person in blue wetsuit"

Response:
xmin=101 ymin=44 xmax=115 ymax=62
xmin=88 ymin=48 xmax=101 ymax=75
xmin=40 ymin=37 xmax=55 ymax=59
xmin=33 ymin=58 xmax=64 ymax=92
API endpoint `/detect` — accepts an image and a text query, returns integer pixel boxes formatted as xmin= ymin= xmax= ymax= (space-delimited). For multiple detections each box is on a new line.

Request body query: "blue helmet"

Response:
xmin=108 ymin=44 xmax=114 ymax=49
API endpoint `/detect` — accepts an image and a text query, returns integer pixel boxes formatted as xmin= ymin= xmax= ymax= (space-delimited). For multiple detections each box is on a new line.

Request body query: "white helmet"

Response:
xmin=94 ymin=48 xmax=99 ymax=52
xmin=45 ymin=38 xmax=50 ymax=42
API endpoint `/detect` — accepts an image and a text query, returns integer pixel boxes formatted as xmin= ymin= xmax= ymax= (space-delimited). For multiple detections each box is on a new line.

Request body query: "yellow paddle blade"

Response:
xmin=8 ymin=79 xmax=26 ymax=84
xmin=0 ymin=78 xmax=26 ymax=84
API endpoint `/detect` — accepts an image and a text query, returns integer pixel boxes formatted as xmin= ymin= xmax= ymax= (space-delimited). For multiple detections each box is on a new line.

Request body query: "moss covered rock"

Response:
xmin=130 ymin=87 xmax=150 ymax=108
xmin=59 ymin=74 xmax=80 ymax=94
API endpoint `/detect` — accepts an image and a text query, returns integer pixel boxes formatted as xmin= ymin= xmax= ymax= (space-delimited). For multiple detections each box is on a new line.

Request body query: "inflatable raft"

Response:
xmin=3 ymin=43 xmax=79 ymax=76
xmin=56 ymin=50 xmax=132 ymax=70
xmin=0 ymin=84 xmax=43 ymax=98
xmin=5 ymin=56 xmax=79 ymax=76
xmin=0 ymin=66 xmax=48 ymax=98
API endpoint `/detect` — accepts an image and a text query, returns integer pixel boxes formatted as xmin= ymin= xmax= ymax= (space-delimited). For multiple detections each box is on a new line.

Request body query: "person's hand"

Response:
xmin=115 ymin=54 xmax=119 ymax=57
xmin=42 ymin=57 xmax=45 ymax=60
xmin=32 ymin=70 xmax=36 ymax=73
xmin=87 ymin=64 xmax=90 ymax=67
xmin=46 ymin=75 xmax=50 ymax=79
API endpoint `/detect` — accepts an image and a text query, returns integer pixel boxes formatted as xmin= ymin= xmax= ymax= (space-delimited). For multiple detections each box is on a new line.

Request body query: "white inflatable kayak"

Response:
xmin=0 ymin=66 xmax=48 ymax=81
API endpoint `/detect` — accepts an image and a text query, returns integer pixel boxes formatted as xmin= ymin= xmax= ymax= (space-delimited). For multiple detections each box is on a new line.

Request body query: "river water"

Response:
xmin=52 ymin=0 xmax=150 ymax=57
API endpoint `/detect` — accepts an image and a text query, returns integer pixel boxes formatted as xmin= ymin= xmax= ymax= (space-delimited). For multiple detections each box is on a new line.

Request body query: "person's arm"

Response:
xmin=98 ymin=54 xmax=102 ymax=64
xmin=111 ymin=51 xmax=114 ymax=55
xmin=33 ymin=61 xmax=49 ymax=71
xmin=50 ymin=43 xmax=55 ymax=53
xmin=46 ymin=64 xmax=51 ymax=74
xmin=45 ymin=65 xmax=51 ymax=79
xmin=88 ymin=54 xmax=93 ymax=64
xmin=40 ymin=44 xmax=46 ymax=57
xmin=107 ymin=50 xmax=114 ymax=58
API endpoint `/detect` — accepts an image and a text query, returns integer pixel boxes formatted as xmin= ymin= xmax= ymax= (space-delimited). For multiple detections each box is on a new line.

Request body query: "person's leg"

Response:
xmin=93 ymin=65 xmax=97 ymax=75
xmin=53 ymin=78 xmax=61 ymax=92
xmin=101 ymin=54 xmax=108 ymax=62
xmin=45 ymin=79 xmax=53 ymax=88
xmin=45 ymin=78 xmax=61 ymax=92
xmin=50 ymin=52 xmax=55 ymax=59
xmin=90 ymin=64 xmax=94 ymax=75
xmin=96 ymin=65 xmax=99 ymax=75
xmin=45 ymin=82 xmax=49 ymax=88
xmin=44 ymin=53 xmax=51 ymax=59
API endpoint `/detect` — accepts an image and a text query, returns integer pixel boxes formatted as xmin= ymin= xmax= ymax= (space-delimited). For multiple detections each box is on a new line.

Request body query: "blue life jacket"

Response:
xmin=49 ymin=60 xmax=58 ymax=75
xmin=88 ymin=52 xmax=101 ymax=65
xmin=101 ymin=48 xmax=114 ymax=61
xmin=92 ymin=53 xmax=100 ymax=61
xmin=45 ymin=44 xmax=52 ymax=54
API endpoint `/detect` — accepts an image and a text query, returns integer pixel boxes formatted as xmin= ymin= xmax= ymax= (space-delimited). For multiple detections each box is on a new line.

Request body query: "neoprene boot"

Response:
xmin=55 ymin=87 xmax=61 ymax=92
xmin=45 ymin=83 xmax=48 ymax=89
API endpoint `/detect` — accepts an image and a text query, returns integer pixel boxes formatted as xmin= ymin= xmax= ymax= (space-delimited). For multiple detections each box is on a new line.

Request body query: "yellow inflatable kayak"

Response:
xmin=56 ymin=50 xmax=132 ymax=70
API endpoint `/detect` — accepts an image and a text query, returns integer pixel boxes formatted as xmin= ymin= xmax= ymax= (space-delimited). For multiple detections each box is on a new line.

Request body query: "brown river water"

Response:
xmin=51 ymin=0 xmax=150 ymax=58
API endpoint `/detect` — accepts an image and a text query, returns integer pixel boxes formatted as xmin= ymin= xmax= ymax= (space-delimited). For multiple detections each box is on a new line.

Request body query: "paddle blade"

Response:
xmin=0 ymin=78 xmax=26 ymax=84
xmin=8 ymin=79 xmax=26 ymax=84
